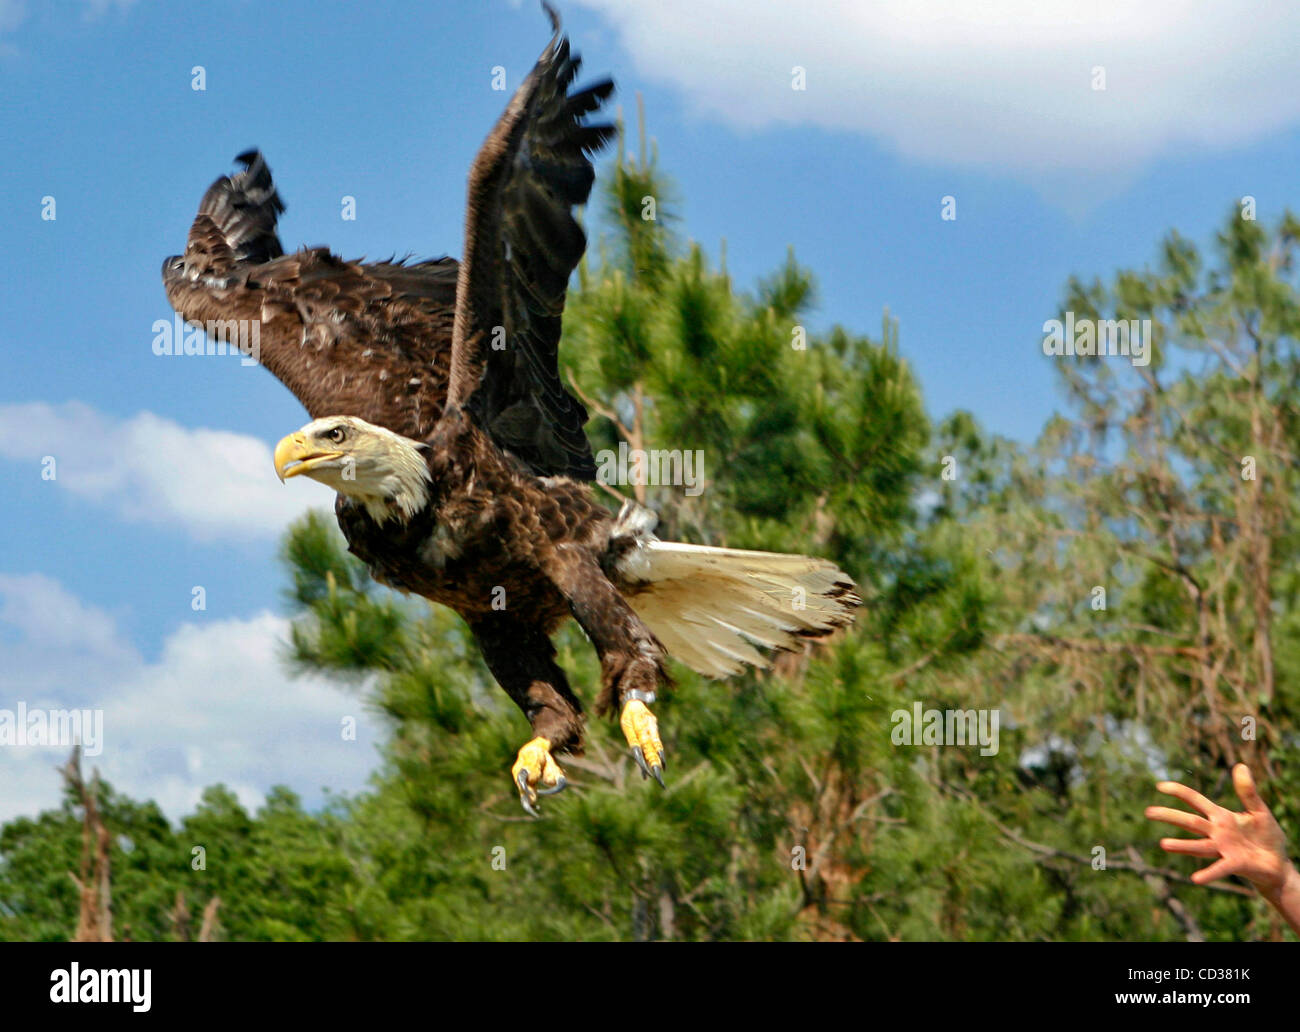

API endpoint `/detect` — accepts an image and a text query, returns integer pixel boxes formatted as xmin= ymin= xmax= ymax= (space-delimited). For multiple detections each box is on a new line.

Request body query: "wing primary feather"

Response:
xmin=447 ymin=5 xmax=617 ymax=480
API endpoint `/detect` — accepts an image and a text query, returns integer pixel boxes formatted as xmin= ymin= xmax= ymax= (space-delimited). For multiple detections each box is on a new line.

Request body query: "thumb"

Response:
xmin=1232 ymin=764 xmax=1269 ymax=816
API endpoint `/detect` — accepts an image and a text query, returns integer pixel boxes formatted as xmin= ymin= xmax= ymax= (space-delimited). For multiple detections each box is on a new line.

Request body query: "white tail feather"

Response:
xmin=618 ymin=540 xmax=861 ymax=678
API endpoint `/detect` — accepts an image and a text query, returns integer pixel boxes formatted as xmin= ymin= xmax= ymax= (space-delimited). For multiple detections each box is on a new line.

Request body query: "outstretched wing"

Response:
xmin=446 ymin=4 xmax=615 ymax=480
xmin=163 ymin=151 xmax=460 ymax=441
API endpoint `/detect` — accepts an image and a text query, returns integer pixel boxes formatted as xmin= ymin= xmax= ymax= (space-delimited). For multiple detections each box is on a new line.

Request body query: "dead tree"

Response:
xmin=62 ymin=746 xmax=113 ymax=943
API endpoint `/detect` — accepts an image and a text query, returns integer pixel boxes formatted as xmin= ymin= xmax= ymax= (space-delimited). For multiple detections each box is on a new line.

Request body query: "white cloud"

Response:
xmin=0 ymin=0 xmax=135 ymax=51
xmin=0 ymin=402 xmax=337 ymax=543
xmin=80 ymin=0 xmax=139 ymax=17
xmin=0 ymin=573 xmax=130 ymax=661
xmin=0 ymin=0 xmax=22 ymax=53
xmin=576 ymin=0 xmax=1300 ymax=204
xmin=0 ymin=0 xmax=23 ymax=34
xmin=0 ymin=574 xmax=386 ymax=824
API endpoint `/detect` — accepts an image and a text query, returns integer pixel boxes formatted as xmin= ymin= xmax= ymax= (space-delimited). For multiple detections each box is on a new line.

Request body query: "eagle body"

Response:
xmin=328 ymin=408 xmax=635 ymax=749
xmin=335 ymin=409 xmax=608 ymax=631
xmin=164 ymin=5 xmax=861 ymax=812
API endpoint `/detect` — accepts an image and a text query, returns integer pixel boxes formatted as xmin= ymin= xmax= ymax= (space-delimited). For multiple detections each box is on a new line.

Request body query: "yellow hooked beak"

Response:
xmin=274 ymin=432 xmax=343 ymax=482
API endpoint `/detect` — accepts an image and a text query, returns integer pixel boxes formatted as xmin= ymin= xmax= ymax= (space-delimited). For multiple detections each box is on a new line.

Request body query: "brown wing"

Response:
xmin=446 ymin=4 xmax=615 ymax=479
xmin=162 ymin=151 xmax=459 ymax=440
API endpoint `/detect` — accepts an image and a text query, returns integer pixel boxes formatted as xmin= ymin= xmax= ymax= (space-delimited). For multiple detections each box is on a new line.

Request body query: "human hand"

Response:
xmin=1145 ymin=763 xmax=1293 ymax=900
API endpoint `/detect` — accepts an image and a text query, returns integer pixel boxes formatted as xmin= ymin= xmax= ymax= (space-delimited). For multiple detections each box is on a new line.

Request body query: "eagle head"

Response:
xmin=273 ymin=415 xmax=431 ymax=523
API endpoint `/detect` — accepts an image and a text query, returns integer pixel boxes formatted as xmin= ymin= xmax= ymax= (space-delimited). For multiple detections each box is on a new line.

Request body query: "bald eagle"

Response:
xmin=164 ymin=5 xmax=860 ymax=814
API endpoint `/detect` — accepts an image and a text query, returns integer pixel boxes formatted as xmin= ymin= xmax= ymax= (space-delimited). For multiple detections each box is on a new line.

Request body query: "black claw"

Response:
xmin=651 ymin=765 xmax=665 ymax=788
xmin=537 ymin=774 xmax=567 ymax=796
xmin=632 ymin=746 xmax=650 ymax=779
xmin=516 ymin=770 xmax=541 ymax=817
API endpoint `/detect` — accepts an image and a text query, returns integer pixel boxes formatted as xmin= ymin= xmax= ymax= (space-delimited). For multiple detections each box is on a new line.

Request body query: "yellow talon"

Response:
xmin=620 ymin=699 xmax=665 ymax=786
xmin=511 ymin=736 xmax=566 ymax=816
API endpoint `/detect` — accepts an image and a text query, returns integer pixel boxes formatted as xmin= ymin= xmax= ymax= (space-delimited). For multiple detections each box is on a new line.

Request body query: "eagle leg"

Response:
xmin=620 ymin=695 xmax=665 ymax=787
xmin=546 ymin=552 xmax=673 ymax=789
xmin=470 ymin=616 xmax=585 ymax=816
xmin=512 ymin=737 xmax=568 ymax=817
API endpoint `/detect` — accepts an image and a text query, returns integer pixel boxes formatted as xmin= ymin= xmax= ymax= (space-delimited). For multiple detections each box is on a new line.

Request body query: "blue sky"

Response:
xmin=4 ymin=0 xmax=1300 ymax=821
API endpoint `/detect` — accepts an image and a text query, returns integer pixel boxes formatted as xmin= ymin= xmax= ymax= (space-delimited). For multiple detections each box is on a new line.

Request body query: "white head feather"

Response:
xmin=276 ymin=415 xmax=431 ymax=523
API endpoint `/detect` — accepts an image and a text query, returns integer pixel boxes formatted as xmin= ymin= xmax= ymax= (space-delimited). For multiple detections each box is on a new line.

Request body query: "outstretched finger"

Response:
xmin=1155 ymin=780 xmax=1217 ymax=817
xmin=1231 ymin=764 xmax=1269 ymax=817
xmin=1145 ymin=805 xmax=1211 ymax=836
xmin=1191 ymin=856 xmax=1239 ymax=885
xmin=1158 ymin=837 xmax=1220 ymax=858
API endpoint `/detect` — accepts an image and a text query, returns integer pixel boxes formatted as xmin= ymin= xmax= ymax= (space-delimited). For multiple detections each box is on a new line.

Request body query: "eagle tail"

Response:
xmin=610 ymin=505 xmax=860 ymax=679
xmin=187 ymin=150 xmax=286 ymax=270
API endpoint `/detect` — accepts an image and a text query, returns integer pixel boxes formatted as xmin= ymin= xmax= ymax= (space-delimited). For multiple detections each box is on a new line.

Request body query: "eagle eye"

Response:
xmin=325 ymin=426 xmax=347 ymax=444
